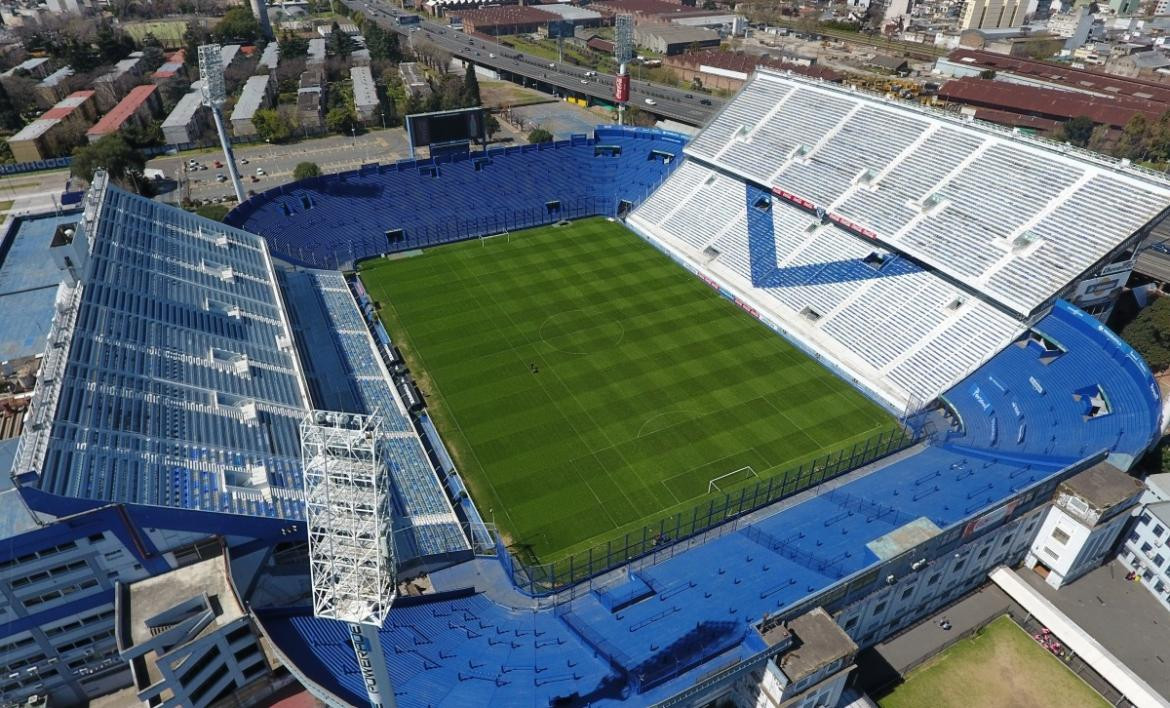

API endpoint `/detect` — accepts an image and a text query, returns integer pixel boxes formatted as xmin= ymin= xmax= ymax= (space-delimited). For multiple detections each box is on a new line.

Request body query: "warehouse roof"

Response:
xmin=938 ymin=77 xmax=1162 ymax=129
xmin=87 ymin=84 xmax=157 ymax=137
xmin=536 ymin=3 xmax=602 ymax=21
xmin=350 ymin=66 xmax=377 ymax=109
xmin=460 ymin=5 xmax=557 ymax=25
xmin=635 ymin=23 xmax=720 ymax=44
xmin=946 ymin=49 xmax=1170 ymax=103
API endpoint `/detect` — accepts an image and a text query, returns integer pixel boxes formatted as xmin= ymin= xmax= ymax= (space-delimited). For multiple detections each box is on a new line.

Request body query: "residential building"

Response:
xmin=161 ymin=83 xmax=208 ymax=146
xmin=93 ymin=51 xmax=146 ymax=112
xmin=1108 ymin=51 xmax=1170 ymax=79
xmin=1119 ymin=474 xmax=1170 ymax=613
xmin=350 ymin=66 xmax=378 ymax=123
xmin=297 ymin=69 xmax=324 ymax=130
xmin=230 ymin=74 xmax=273 ymax=136
xmin=34 ymin=66 xmax=74 ymax=109
xmin=1023 ymin=461 xmax=1143 ymax=588
xmin=960 ymin=0 xmax=1028 ymax=30
xmin=6 ymin=90 xmax=95 ymax=161
xmin=86 ymin=84 xmax=161 ymax=142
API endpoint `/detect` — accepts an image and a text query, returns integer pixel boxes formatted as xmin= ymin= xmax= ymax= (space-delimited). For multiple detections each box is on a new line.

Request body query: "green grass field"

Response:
xmin=360 ymin=218 xmax=896 ymax=561
xmin=879 ymin=616 xmax=1108 ymax=708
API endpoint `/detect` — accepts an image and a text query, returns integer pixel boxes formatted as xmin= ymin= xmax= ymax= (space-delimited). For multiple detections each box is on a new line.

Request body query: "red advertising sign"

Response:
xmin=615 ymin=74 xmax=630 ymax=103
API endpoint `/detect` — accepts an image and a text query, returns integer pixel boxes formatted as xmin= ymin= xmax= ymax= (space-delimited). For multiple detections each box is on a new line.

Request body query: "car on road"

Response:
xmin=250 ymin=175 xmax=260 ymax=183
xmin=685 ymin=93 xmax=693 ymax=98
xmin=213 ymin=160 xmax=223 ymax=168
xmin=548 ymin=62 xmax=555 ymax=68
xmin=256 ymin=168 xmax=266 ymax=176
xmin=700 ymin=98 xmax=712 ymax=105
xmin=585 ymin=71 xmax=597 ymax=77
xmin=580 ymin=79 xmax=588 ymax=84
xmin=216 ymin=174 xmax=227 ymax=182
xmin=644 ymin=98 xmax=657 ymax=106
xmin=239 ymin=158 xmax=249 ymax=165
xmin=187 ymin=159 xmax=198 ymax=168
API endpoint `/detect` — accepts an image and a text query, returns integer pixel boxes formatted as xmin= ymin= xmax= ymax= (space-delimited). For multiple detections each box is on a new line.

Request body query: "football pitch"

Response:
xmin=360 ymin=218 xmax=898 ymax=562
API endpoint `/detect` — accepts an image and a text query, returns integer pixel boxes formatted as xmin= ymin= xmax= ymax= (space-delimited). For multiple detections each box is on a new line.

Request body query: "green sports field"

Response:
xmin=360 ymin=218 xmax=897 ymax=561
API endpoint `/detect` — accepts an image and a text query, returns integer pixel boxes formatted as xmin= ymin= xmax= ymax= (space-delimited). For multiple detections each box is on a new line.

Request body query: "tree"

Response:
xmin=183 ymin=20 xmax=210 ymax=67
xmin=978 ymin=69 xmax=996 ymax=79
xmin=463 ymin=63 xmax=481 ymax=106
xmin=279 ymin=30 xmax=309 ymax=59
xmin=96 ymin=20 xmax=136 ymax=64
xmin=122 ymin=120 xmax=163 ymax=149
xmin=215 ymin=6 xmax=260 ymax=43
xmin=1121 ymin=296 xmax=1170 ymax=372
xmin=1148 ymin=108 xmax=1170 ymax=163
xmin=485 ymin=114 xmax=500 ymax=140
xmin=293 ymin=161 xmax=321 ymax=180
xmin=0 ymin=81 xmax=23 ymax=132
xmin=328 ymin=21 xmax=356 ymax=58
xmin=71 ymin=135 xmax=146 ymax=190
xmin=365 ymin=23 xmax=399 ymax=61
xmin=325 ymin=105 xmax=358 ymax=135
xmin=1058 ymin=115 xmax=1094 ymax=147
xmin=1117 ymin=113 xmax=1149 ymax=161
xmin=528 ymin=127 xmax=553 ymax=144
xmin=252 ymin=108 xmax=293 ymax=142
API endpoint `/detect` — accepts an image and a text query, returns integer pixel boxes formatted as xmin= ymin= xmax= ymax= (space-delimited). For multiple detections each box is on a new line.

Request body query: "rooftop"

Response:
xmin=38 ymin=66 xmax=73 ymax=88
xmin=162 ymin=85 xmax=206 ymax=129
xmin=230 ymin=74 xmax=270 ymax=122
xmin=0 ymin=212 xmax=79 ymax=362
xmin=460 ymin=5 xmax=558 ymax=25
xmin=1 ymin=56 xmax=49 ymax=77
xmin=9 ymin=118 xmax=59 ymax=142
xmin=40 ymin=89 xmax=93 ymax=120
xmin=125 ymin=551 xmax=245 ymax=650
xmin=1060 ymin=460 xmax=1143 ymax=510
xmin=87 ymin=84 xmax=157 ymax=137
xmin=775 ymin=607 xmax=857 ymax=682
xmin=945 ymin=49 xmax=1170 ymax=103
xmin=635 ymin=23 xmax=721 ymax=43
xmin=259 ymin=42 xmax=280 ymax=70
xmin=97 ymin=50 xmax=145 ymax=82
xmin=938 ymin=77 xmax=1163 ymax=129
xmin=535 ymin=3 xmax=602 ymax=21
xmin=350 ymin=66 xmax=377 ymax=108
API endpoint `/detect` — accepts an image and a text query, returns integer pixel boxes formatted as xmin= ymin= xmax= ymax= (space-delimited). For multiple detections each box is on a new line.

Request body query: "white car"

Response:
xmin=580 ymin=79 xmax=588 ymax=84
xmin=644 ymin=98 xmax=657 ymax=106
xmin=216 ymin=174 xmax=227 ymax=182
xmin=256 ymin=168 xmax=266 ymax=176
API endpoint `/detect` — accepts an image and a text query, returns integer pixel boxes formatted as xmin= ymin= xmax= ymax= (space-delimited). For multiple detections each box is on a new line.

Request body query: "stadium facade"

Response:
xmin=0 ymin=69 xmax=1167 ymax=708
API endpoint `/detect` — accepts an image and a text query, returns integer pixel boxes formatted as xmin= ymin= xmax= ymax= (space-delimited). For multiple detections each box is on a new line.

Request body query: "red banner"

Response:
xmin=615 ymin=74 xmax=630 ymax=103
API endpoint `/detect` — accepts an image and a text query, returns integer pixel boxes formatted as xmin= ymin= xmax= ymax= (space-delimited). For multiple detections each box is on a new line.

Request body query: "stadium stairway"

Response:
xmin=227 ymin=128 xmax=689 ymax=269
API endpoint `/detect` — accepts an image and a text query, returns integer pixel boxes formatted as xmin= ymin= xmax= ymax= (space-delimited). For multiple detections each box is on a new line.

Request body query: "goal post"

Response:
xmin=480 ymin=229 xmax=511 ymax=246
xmin=707 ymin=465 xmax=759 ymax=494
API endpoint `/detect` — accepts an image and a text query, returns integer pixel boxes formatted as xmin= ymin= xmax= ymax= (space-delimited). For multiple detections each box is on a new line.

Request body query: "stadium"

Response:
xmin=0 ymin=68 xmax=1167 ymax=708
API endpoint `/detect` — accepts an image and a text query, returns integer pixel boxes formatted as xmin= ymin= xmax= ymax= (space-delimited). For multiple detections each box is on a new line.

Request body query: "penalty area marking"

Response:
xmin=707 ymin=466 xmax=759 ymax=494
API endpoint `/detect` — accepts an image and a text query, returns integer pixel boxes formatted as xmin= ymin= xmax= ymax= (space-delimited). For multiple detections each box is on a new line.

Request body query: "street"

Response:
xmin=147 ymin=129 xmax=411 ymax=203
xmin=346 ymin=0 xmax=723 ymax=126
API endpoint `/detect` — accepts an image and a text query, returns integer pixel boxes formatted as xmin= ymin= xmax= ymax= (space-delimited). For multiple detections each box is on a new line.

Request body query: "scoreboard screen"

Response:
xmin=407 ymin=107 xmax=486 ymax=148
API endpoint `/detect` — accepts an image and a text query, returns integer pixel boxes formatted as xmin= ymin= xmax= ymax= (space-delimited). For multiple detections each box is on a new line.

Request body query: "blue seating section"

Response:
xmin=226 ymin=128 xmax=688 ymax=268
xmin=939 ymin=301 xmax=1161 ymax=464
xmin=258 ymin=296 xmax=1161 ymax=707
xmin=280 ymin=269 xmax=468 ymax=558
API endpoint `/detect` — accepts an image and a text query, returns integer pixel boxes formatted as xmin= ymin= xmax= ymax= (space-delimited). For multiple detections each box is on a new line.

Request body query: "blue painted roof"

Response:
xmin=258 ymin=300 xmax=1161 ymax=707
xmin=0 ymin=212 xmax=80 ymax=362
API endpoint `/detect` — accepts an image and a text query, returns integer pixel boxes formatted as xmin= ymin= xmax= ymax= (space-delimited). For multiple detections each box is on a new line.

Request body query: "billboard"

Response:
xmin=406 ymin=107 xmax=486 ymax=148
xmin=615 ymin=74 xmax=630 ymax=103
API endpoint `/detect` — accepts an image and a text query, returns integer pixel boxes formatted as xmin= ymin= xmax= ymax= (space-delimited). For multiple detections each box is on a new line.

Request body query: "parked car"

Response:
xmin=216 ymin=174 xmax=227 ymax=182
xmin=644 ymin=98 xmax=657 ymax=106
xmin=256 ymin=167 xmax=266 ymax=176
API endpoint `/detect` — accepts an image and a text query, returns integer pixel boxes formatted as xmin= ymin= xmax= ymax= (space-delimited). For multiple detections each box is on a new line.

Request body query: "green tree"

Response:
xmin=279 ymin=31 xmax=309 ymax=59
xmin=365 ymin=23 xmax=399 ymax=61
xmin=252 ymin=108 xmax=293 ymax=142
xmin=1120 ymin=296 xmax=1170 ymax=372
xmin=215 ymin=6 xmax=260 ymax=43
xmin=328 ymin=22 xmax=356 ymax=58
xmin=325 ymin=106 xmax=358 ymax=135
xmin=1118 ymin=113 xmax=1149 ymax=161
xmin=1148 ymin=109 xmax=1170 ymax=162
xmin=528 ymin=127 xmax=554 ymax=144
xmin=71 ymin=135 xmax=146 ymax=191
xmin=1058 ymin=116 xmax=1094 ymax=147
xmin=485 ymin=113 xmax=499 ymax=140
xmin=978 ymin=69 xmax=996 ymax=79
xmin=96 ymin=20 xmax=136 ymax=64
xmin=293 ymin=161 xmax=321 ymax=179
xmin=183 ymin=20 xmax=211 ymax=67
xmin=122 ymin=120 xmax=164 ymax=149
xmin=463 ymin=63 xmax=481 ymax=106
xmin=0 ymin=81 xmax=23 ymax=132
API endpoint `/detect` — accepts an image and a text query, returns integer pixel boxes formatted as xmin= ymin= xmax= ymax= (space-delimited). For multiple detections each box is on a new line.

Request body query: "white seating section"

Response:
xmin=631 ymin=185 xmax=1023 ymax=408
xmin=686 ymin=69 xmax=1170 ymax=316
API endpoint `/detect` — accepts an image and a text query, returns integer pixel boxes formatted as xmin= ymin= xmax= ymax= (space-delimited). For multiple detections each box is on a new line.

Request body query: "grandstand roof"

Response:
xmin=0 ymin=213 xmax=78 ymax=362
xmin=12 ymin=175 xmax=314 ymax=519
xmin=87 ymin=84 xmax=158 ymax=138
xmin=684 ymin=69 xmax=1170 ymax=318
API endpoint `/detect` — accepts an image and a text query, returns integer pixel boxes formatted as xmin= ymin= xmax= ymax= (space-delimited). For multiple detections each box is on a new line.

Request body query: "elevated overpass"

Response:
xmin=345 ymin=0 xmax=723 ymax=126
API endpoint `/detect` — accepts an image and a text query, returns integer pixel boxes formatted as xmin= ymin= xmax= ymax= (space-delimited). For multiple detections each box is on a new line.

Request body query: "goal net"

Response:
xmin=707 ymin=466 xmax=759 ymax=494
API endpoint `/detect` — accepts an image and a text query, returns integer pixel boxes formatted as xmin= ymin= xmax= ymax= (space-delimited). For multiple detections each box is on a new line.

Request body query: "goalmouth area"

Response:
xmin=359 ymin=218 xmax=901 ymax=565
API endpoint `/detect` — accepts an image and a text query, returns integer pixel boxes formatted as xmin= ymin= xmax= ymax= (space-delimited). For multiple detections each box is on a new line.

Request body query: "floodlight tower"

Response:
xmin=614 ymin=14 xmax=634 ymax=126
xmin=198 ymin=44 xmax=247 ymax=205
xmin=301 ymin=411 xmax=398 ymax=708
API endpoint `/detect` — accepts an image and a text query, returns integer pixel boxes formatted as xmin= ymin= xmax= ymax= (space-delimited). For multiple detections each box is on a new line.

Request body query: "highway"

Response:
xmin=345 ymin=0 xmax=722 ymax=126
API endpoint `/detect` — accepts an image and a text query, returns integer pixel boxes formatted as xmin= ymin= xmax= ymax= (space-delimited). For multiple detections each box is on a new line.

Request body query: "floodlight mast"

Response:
xmin=614 ymin=15 xmax=634 ymax=127
xmin=301 ymin=410 xmax=398 ymax=708
xmin=198 ymin=44 xmax=247 ymax=205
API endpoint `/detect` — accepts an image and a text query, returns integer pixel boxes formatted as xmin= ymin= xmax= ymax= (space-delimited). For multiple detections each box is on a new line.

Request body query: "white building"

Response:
xmin=230 ymin=74 xmax=272 ymax=136
xmin=961 ymin=0 xmax=1028 ymax=30
xmin=1119 ymin=473 xmax=1170 ymax=612
xmin=161 ymin=82 xmax=207 ymax=146
xmin=1024 ymin=462 xmax=1143 ymax=588
xmin=350 ymin=66 xmax=378 ymax=123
